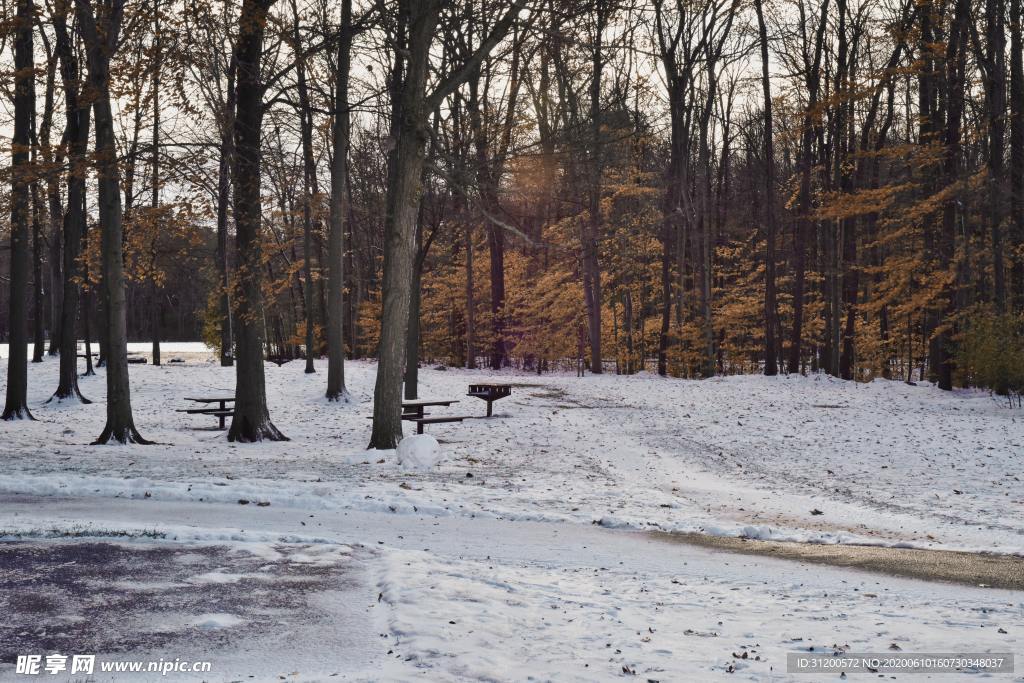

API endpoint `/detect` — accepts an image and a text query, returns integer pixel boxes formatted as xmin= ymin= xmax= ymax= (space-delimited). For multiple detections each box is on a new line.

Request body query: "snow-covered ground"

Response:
xmin=1 ymin=352 xmax=1022 ymax=680
xmin=3 ymin=353 xmax=1021 ymax=554
xmin=2 ymin=497 xmax=1020 ymax=682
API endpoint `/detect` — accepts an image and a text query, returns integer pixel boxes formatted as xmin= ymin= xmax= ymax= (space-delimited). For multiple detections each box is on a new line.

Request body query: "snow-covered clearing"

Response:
xmin=3 ymin=352 xmax=1021 ymax=554
xmin=1 ymin=352 xmax=1021 ymax=680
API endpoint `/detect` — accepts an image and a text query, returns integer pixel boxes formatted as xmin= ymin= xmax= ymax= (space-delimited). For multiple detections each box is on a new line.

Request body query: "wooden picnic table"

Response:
xmin=180 ymin=396 xmax=235 ymax=429
xmin=401 ymin=398 xmax=459 ymax=420
xmin=185 ymin=396 xmax=234 ymax=410
xmin=398 ymin=399 xmax=471 ymax=434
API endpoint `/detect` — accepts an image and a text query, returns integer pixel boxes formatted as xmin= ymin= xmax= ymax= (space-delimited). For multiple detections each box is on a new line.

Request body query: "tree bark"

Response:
xmin=228 ymin=0 xmax=287 ymax=442
xmin=935 ymin=0 xmax=970 ymax=390
xmin=369 ymin=0 xmax=526 ymax=447
xmin=1011 ymin=0 xmax=1024 ymax=310
xmin=151 ymin=0 xmax=162 ymax=367
xmin=369 ymin=0 xmax=439 ymax=448
xmin=755 ymin=0 xmax=778 ymax=376
xmin=217 ymin=57 xmax=237 ymax=367
xmin=39 ymin=37 xmax=62 ymax=359
xmin=788 ymin=0 xmax=829 ymax=374
xmin=466 ymin=224 xmax=476 ymax=368
xmin=32 ymin=170 xmax=45 ymax=363
xmin=326 ymin=0 xmax=352 ymax=401
xmin=583 ymin=0 xmax=608 ymax=374
xmin=77 ymin=0 xmax=148 ymax=442
xmin=3 ymin=0 xmax=36 ymax=420
xmin=291 ymin=0 xmax=316 ymax=374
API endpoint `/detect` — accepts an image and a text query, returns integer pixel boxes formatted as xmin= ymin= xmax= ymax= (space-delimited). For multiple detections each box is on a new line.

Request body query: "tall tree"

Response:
xmin=934 ymin=0 xmax=970 ymax=390
xmin=3 ymin=0 xmax=36 ymax=420
xmin=291 ymin=0 xmax=317 ymax=374
xmin=151 ymin=0 xmax=163 ymax=366
xmin=77 ymin=0 xmax=149 ymax=442
xmin=326 ymin=0 xmax=353 ymax=401
xmin=583 ymin=0 xmax=610 ymax=374
xmin=369 ymin=0 xmax=528 ymax=449
xmin=50 ymin=0 xmax=91 ymax=403
xmin=228 ymin=0 xmax=287 ymax=442
xmin=786 ymin=0 xmax=829 ymax=374
xmin=1011 ymin=0 xmax=1024 ymax=308
xmin=754 ymin=0 xmax=778 ymax=376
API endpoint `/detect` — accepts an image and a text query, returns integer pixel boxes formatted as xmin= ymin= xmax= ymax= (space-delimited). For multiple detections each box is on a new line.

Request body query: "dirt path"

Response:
xmin=651 ymin=530 xmax=1024 ymax=590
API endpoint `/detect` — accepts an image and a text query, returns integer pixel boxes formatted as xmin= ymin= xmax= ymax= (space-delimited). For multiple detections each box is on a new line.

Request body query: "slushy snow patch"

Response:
xmin=396 ymin=434 xmax=444 ymax=470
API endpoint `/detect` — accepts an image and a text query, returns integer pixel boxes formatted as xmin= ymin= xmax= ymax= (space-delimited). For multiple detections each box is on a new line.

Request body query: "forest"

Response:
xmin=1 ymin=0 xmax=1023 ymax=446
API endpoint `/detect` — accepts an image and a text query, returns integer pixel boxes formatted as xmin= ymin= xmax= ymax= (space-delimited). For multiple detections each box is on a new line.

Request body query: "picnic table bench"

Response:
xmin=467 ymin=383 xmax=512 ymax=417
xmin=178 ymin=396 xmax=235 ymax=429
xmin=402 ymin=399 xmax=469 ymax=434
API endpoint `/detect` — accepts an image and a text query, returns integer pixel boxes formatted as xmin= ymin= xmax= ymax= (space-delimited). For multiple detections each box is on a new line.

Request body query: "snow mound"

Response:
xmin=396 ymin=435 xmax=444 ymax=470
xmin=193 ymin=613 xmax=243 ymax=630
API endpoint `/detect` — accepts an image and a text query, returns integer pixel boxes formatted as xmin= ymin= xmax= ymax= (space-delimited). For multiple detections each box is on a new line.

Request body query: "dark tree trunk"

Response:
xmin=77 ymin=0 xmax=148 ymax=442
xmin=583 ymin=0 xmax=608 ymax=374
xmin=369 ymin=0 xmax=439 ymax=448
xmin=228 ymin=0 xmax=287 ymax=442
xmin=216 ymin=58 xmax=237 ymax=367
xmin=32 ymin=176 xmax=45 ymax=363
xmin=81 ymin=211 xmax=95 ymax=378
xmin=935 ymin=0 xmax=970 ymax=391
xmin=3 ymin=0 xmax=36 ymax=420
xmin=151 ymin=0 xmax=162 ymax=367
xmin=326 ymin=0 xmax=352 ymax=401
xmin=1011 ymin=0 xmax=1024 ymax=310
xmin=623 ymin=289 xmax=634 ymax=374
xmin=37 ymin=40 xmax=61 ymax=360
xmin=983 ymin=0 xmax=1009 ymax=312
xmin=404 ymin=227 xmax=424 ymax=402
xmin=369 ymin=0 xmax=525 ymax=447
xmin=292 ymin=0 xmax=316 ymax=374
xmin=789 ymin=3 xmax=828 ymax=374
xmin=466 ymin=224 xmax=476 ymax=369
xmin=755 ymin=0 xmax=778 ymax=376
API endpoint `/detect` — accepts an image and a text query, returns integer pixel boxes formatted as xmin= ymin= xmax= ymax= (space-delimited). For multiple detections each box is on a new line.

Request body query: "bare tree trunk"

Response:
xmin=326 ymin=0 xmax=352 ymax=401
xmin=32 ymin=173 xmax=45 ymax=363
xmin=405 ymin=222 xmax=424 ymax=401
xmin=583 ymin=0 xmax=608 ymax=374
xmin=789 ymin=0 xmax=829 ymax=374
xmin=369 ymin=0 xmax=525 ymax=446
xmin=623 ymin=289 xmax=634 ymax=374
xmin=227 ymin=0 xmax=287 ymax=442
xmin=983 ymin=0 xmax=1009 ymax=312
xmin=216 ymin=58 xmax=237 ymax=367
xmin=755 ymin=0 xmax=778 ymax=376
xmin=935 ymin=0 xmax=970 ymax=390
xmin=151 ymin=0 xmax=162 ymax=367
xmin=369 ymin=0 xmax=439 ymax=448
xmin=291 ymin=0 xmax=316 ymax=374
xmin=36 ymin=38 xmax=60 ymax=360
xmin=3 ymin=0 xmax=36 ymax=420
xmin=78 ymin=0 xmax=148 ymax=443
xmin=1011 ymin=0 xmax=1024 ymax=310
xmin=466 ymin=224 xmax=476 ymax=368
